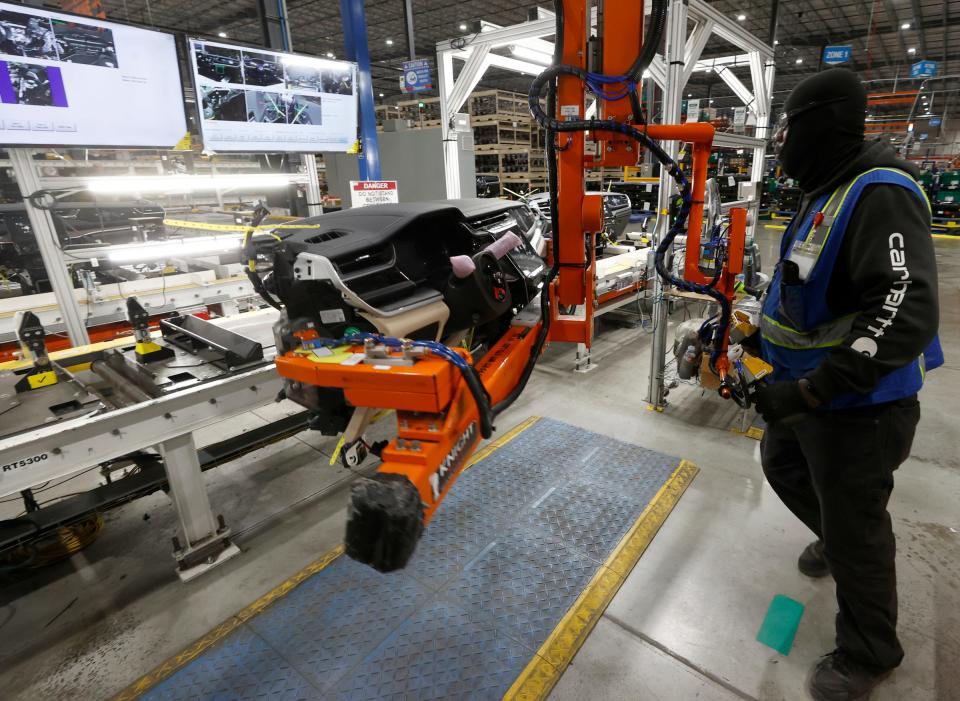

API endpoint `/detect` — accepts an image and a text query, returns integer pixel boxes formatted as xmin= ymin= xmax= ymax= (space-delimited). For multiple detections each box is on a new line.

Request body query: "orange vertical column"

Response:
xmin=555 ymin=0 xmax=588 ymax=307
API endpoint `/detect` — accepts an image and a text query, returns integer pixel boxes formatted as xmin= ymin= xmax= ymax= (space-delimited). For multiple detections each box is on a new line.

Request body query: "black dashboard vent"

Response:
xmin=303 ymin=230 xmax=347 ymax=244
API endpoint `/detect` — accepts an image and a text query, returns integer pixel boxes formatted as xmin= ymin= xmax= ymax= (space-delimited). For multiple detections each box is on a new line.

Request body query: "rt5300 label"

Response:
xmin=1 ymin=453 xmax=48 ymax=473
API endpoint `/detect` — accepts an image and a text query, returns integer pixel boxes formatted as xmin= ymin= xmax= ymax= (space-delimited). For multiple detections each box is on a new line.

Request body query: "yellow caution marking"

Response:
xmin=731 ymin=425 xmax=765 ymax=440
xmin=134 ymin=341 xmax=165 ymax=355
xmin=173 ymin=133 xmax=192 ymax=151
xmin=27 ymin=371 xmax=58 ymax=389
xmin=162 ymin=218 xmax=325 ymax=233
xmin=502 ymin=460 xmax=699 ymax=701
xmin=932 ymin=233 xmax=960 ymax=240
xmin=328 ymin=435 xmax=347 ymax=466
xmin=766 ymin=224 xmax=787 ymax=230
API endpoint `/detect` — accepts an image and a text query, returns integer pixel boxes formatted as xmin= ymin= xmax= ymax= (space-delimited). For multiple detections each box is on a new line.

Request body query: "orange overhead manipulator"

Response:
xmin=267 ymin=0 xmax=747 ymax=572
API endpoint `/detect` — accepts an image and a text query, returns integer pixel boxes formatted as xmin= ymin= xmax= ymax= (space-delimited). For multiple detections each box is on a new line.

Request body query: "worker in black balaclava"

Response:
xmin=754 ymin=68 xmax=941 ymax=701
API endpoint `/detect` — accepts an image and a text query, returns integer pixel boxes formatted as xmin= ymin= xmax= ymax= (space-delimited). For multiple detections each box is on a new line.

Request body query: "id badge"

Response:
xmin=787 ymin=240 xmax=820 ymax=280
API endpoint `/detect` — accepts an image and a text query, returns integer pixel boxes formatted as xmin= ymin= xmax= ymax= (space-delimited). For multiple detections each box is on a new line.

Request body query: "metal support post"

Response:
xmin=159 ymin=432 xmax=240 ymax=581
xmin=437 ymin=51 xmax=460 ymax=198
xmin=341 ymin=0 xmax=382 ymax=180
xmin=646 ymin=0 xmax=687 ymax=407
xmin=302 ymin=154 xmax=324 ymax=216
xmin=9 ymin=149 xmax=90 ymax=346
xmin=257 ymin=0 xmax=291 ymax=51
xmin=402 ymin=0 xmax=416 ymax=60
xmin=257 ymin=0 xmax=323 ymax=217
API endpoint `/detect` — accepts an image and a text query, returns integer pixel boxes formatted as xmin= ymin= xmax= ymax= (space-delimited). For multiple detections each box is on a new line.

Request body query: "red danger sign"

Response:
xmin=350 ymin=180 xmax=399 ymax=207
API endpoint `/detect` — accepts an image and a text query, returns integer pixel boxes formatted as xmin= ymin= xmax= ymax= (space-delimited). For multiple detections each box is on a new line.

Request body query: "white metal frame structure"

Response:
xmin=645 ymin=0 xmax=775 ymax=407
xmin=0 ymin=310 xmax=282 ymax=580
xmin=435 ymin=2 xmax=774 ymax=406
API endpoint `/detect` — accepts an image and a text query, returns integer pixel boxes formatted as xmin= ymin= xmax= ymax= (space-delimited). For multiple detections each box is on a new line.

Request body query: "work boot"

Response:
xmin=808 ymin=649 xmax=894 ymax=701
xmin=798 ymin=540 xmax=830 ymax=578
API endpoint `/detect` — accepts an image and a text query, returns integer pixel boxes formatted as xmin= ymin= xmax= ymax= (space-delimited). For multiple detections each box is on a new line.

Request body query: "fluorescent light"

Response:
xmin=509 ymin=44 xmax=552 ymax=66
xmin=107 ymin=235 xmax=243 ymax=263
xmin=687 ymin=93 xmax=692 ymax=97
xmin=795 ymin=58 xmax=803 ymax=64
xmin=459 ymin=23 xmax=467 ymax=31
xmin=737 ymin=14 xmax=746 ymax=21
xmin=709 ymin=99 xmax=715 ymax=104
xmin=385 ymin=38 xmax=394 ymax=45
xmin=379 ymin=92 xmax=384 ymax=97
xmin=774 ymin=39 xmax=779 ymax=45
xmin=908 ymin=47 xmax=916 ymax=54
xmin=217 ymin=32 xmax=227 ymax=38
xmin=326 ymin=51 xmax=335 ymax=58
xmin=86 ymin=174 xmax=304 ymax=194
xmin=901 ymin=22 xmax=911 ymax=29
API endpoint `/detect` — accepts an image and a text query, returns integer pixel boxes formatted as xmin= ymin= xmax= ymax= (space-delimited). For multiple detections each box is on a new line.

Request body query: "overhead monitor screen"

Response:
xmin=0 ymin=2 xmax=187 ymax=148
xmin=189 ymin=38 xmax=358 ymax=153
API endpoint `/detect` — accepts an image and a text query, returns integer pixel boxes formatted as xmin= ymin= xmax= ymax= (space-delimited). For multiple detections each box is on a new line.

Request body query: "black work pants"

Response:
xmin=760 ymin=396 xmax=920 ymax=672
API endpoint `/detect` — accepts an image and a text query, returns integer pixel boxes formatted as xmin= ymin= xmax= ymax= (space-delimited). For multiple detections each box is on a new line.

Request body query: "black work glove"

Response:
xmin=754 ymin=380 xmax=820 ymax=424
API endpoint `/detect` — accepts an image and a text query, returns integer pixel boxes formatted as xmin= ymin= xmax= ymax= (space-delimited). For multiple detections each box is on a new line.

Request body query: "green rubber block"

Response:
xmin=757 ymin=594 xmax=805 ymax=655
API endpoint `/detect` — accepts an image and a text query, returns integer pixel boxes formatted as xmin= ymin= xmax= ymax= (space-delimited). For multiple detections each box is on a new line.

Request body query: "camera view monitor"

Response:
xmin=0 ymin=2 xmax=187 ymax=148
xmin=189 ymin=38 xmax=358 ymax=153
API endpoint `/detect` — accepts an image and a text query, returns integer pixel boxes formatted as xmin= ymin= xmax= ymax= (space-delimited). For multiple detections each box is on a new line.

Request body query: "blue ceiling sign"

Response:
xmin=911 ymin=60 xmax=937 ymax=78
xmin=822 ymin=45 xmax=852 ymax=65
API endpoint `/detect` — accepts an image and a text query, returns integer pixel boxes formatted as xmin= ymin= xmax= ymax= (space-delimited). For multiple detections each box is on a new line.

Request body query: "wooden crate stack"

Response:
xmin=397 ymin=96 xmax=443 ymax=127
xmin=375 ymin=105 xmax=402 ymax=129
xmin=469 ymin=90 xmax=545 ymax=197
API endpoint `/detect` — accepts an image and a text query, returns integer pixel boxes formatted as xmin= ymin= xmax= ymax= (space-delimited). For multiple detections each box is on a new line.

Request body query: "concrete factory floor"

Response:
xmin=1 ymin=225 xmax=958 ymax=701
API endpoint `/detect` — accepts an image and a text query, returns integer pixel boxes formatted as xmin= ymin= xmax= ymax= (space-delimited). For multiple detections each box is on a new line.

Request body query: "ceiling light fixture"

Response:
xmin=379 ymin=92 xmax=384 ymax=97
xmin=795 ymin=58 xmax=803 ymax=64
xmin=901 ymin=22 xmax=911 ymax=30
xmin=459 ymin=23 xmax=467 ymax=31
xmin=737 ymin=14 xmax=746 ymax=21
xmin=326 ymin=52 xmax=335 ymax=58
xmin=908 ymin=47 xmax=916 ymax=54
xmin=217 ymin=32 xmax=227 ymax=38
xmin=508 ymin=44 xmax=553 ymax=66
xmin=385 ymin=38 xmax=394 ymax=46
xmin=107 ymin=236 xmax=243 ymax=263
xmin=774 ymin=39 xmax=779 ymax=45
xmin=86 ymin=173 xmax=304 ymax=195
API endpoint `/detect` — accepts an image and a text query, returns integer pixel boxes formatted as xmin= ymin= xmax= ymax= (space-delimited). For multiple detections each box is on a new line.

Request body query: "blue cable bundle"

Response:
xmin=585 ymin=72 xmax=637 ymax=102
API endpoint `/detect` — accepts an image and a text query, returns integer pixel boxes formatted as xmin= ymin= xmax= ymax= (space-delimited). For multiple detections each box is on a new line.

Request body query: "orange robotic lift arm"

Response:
xmin=269 ymin=0 xmax=751 ymax=572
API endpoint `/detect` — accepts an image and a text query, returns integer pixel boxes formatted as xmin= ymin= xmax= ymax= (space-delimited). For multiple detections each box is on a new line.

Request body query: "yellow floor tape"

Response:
xmin=502 ymin=460 xmax=699 ymax=700
xmin=112 ymin=415 xmax=544 ymax=700
xmin=111 ymin=416 xmax=697 ymax=701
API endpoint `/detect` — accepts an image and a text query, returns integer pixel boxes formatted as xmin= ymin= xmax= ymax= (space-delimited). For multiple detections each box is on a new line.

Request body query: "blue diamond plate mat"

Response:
xmin=135 ymin=417 xmax=683 ymax=701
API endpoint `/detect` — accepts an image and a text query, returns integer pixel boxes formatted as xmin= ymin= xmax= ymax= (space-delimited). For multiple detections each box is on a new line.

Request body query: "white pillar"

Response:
xmin=646 ymin=0 xmax=687 ymax=407
xmin=9 ymin=149 xmax=89 ymax=346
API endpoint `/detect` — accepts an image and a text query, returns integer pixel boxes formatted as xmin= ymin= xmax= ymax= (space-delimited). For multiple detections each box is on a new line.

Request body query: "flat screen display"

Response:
xmin=189 ymin=38 xmax=358 ymax=153
xmin=0 ymin=2 xmax=187 ymax=148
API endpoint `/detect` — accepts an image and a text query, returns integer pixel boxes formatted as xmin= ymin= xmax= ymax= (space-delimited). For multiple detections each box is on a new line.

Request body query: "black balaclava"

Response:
xmin=778 ymin=68 xmax=867 ymax=193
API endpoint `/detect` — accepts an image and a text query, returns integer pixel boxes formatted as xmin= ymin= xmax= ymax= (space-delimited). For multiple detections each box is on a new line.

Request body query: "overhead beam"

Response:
xmin=881 ymin=0 xmax=911 ymax=58
xmin=681 ymin=20 xmax=715 ymax=85
xmin=908 ymin=0 xmax=927 ymax=59
xmin=689 ymin=0 xmax=773 ymax=58
xmin=402 ymin=0 xmax=416 ymax=60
